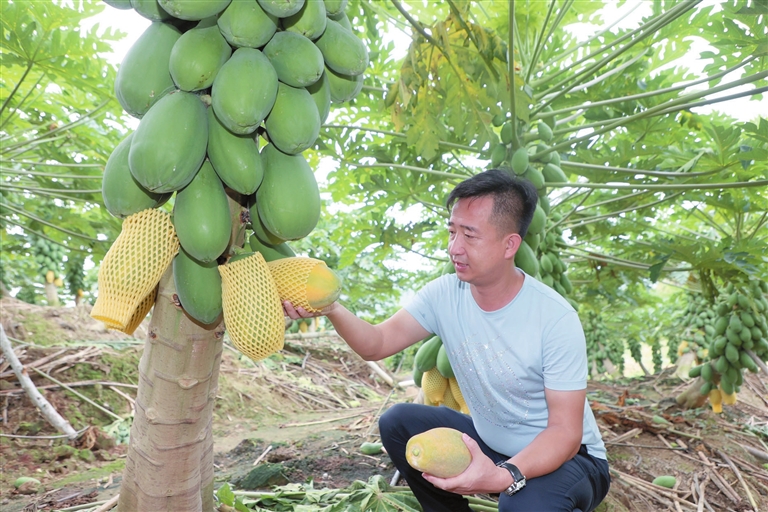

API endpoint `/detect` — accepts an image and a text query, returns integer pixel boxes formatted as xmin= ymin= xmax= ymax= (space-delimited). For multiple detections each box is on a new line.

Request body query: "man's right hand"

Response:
xmin=282 ymin=300 xmax=338 ymax=320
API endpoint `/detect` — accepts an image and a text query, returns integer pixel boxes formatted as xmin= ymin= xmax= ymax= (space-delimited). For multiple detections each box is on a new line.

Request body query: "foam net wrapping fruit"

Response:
xmin=121 ymin=287 xmax=158 ymax=336
xmin=267 ymin=256 xmax=337 ymax=313
xmin=91 ymin=209 xmax=179 ymax=330
xmin=219 ymin=252 xmax=284 ymax=361
xmin=422 ymin=367 xmax=449 ymax=405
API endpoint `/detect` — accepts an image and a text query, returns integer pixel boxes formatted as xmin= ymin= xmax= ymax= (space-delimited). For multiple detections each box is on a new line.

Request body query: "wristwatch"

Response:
xmin=496 ymin=461 xmax=526 ymax=496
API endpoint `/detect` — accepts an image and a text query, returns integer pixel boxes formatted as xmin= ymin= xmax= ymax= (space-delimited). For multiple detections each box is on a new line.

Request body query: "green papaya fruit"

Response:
xmin=537 ymin=122 xmax=553 ymax=142
xmin=492 ymin=113 xmax=506 ymax=127
xmin=436 ymin=344 xmax=454 ymax=379
xmin=323 ymin=0 xmax=347 ymax=15
xmin=739 ymin=327 xmax=752 ymax=344
xmin=510 ymin=148 xmax=529 ymax=175
xmin=542 ymin=274 xmax=554 ymax=287
xmin=129 ymin=91 xmax=208 ymax=193
xmin=500 ymin=122 xmax=514 ymax=145
xmin=217 ymin=0 xmax=278 ymax=48
xmin=211 ymin=48 xmax=278 ymax=134
xmin=314 ymin=19 xmax=368 ymax=76
xmin=729 ymin=314 xmax=743 ymax=333
xmin=263 ymin=31 xmax=324 ymax=87
xmin=248 ymin=234 xmax=295 ymax=262
xmin=527 ymin=204 xmax=546 ymax=236
xmin=714 ymin=316 xmax=728 ymax=335
xmin=515 ymin=240 xmax=539 ymax=276
xmin=413 ymin=365 xmax=424 ymax=387
xmin=158 ymin=0 xmax=231 ymax=20
xmin=524 ymin=232 xmax=540 ymax=251
xmin=282 ymin=0 xmax=326 ymax=40
xmin=207 ymin=107 xmax=264 ymax=195
xmin=258 ymin=0 xmax=305 ymax=17
xmin=531 ymin=143 xmax=553 ymax=163
xmin=719 ymin=377 xmax=734 ymax=396
xmin=265 ymin=83 xmax=321 ymax=155
xmin=169 ymin=19 xmax=231 ymax=91
xmin=699 ymin=381 xmax=713 ymax=396
xmin=256 ymin=144 xmax=321 ymax=240
xmin=414 ymin=336 xmax=442 ymax=372
xmin=328 ymin=10 xmax=351 ymax=30
xmin=740 ymin=350 xmax=758 ymax=373
xmin=522 ymin=166 xmax=545 ymax=190
xmin=490 ymin=143 xmax=506 ymax=168
xmin=131 ymin=0 xmax=174 ymax=21
xmin=102 ymin=132 xmax=171 ymax=218
xmin=541 ymin=105 xmax=556 ymax=130
xmin=307 ymin=71 xmax=331 ymax=123
xmin=542 ymin=163 xmax=568 ymax=183
xmin=115 ymin=21 xmax=180 ymax=118
xmin=688 ymin=364 xmax=702 ymax=378
xmin=359 ymin=442 xmax=383 ymax=455
xmin=725 ymin=343 xmax=740 ymax=364
xmin=700 ymin=362 xmax=713 ymax=382
xmin=540 ymin=254 xmax=554 ymax=274
xmin=560 ymin=273 xmax=573 ymax=294
xmin=250 ymin=201 xmax=287 ymax=244
xmin=173 ymin=160 xmax=232 ymax=262
xmin=740 ymin=311 xmax=755 ymax=328
xmin=549 ymin=151 xmax=561 ymax=166
xmin=325 ymin=65 xmax=362 ymax=103
xmin=539 ymin=195 xmax=551 ymax=216
xmin=173 ymin=247 xmax=223 ymax=325
xmin=104 ymin=0 xmax=133 ymax=9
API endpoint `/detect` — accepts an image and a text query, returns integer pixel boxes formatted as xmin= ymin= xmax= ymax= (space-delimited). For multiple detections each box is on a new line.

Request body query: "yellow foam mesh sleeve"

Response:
xmin=442 ymin=384 xmax=460 ymax=411
xmin=449 ymin=377 xmax=469 ymax=415
xmin=267 ymin=257 xmax=339 ymax=313
xmin=219 ymin=252 xmax=285 ymax=361
xmin=422 ymin=367 xmax=448 ymax=405
xmin=121 ymin=287 xmax=157 ymax=336
xmin=91 ymin=209 xmax=178 ymax=330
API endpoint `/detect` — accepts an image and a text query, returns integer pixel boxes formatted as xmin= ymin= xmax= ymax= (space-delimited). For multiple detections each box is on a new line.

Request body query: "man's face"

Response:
xmin=448 ymin=196 xmax=513 ymax=285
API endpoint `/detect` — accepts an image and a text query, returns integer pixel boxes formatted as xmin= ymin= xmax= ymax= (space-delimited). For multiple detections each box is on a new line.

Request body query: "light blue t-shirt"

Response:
xmin=405 ymin=272 xmax=607 ymax=460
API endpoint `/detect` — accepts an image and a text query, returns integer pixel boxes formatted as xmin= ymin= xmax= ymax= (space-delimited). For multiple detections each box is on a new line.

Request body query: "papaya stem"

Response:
xmin=322 ymin=124 xmax=482 ymax=154
xmin=558 ymin=160 xmax=727 ymax=179
xmin=524 ymin=0 xmax=557 ymax=84
xmin=507 ymin=0 xmax=521 ymax=150
xmin=348 ymin=162 xmax=465 ymax=181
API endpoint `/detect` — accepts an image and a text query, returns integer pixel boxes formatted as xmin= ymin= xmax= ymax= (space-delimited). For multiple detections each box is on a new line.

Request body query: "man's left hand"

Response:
xmin=422 ymin=433 xmax=511 ymax=495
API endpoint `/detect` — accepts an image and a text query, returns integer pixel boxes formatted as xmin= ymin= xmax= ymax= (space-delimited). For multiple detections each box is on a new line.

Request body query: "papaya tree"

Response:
xmin=1 ymin=0 xmax=125 ymax=303
xmin=310 ymin=0 xmax=767 ymax=389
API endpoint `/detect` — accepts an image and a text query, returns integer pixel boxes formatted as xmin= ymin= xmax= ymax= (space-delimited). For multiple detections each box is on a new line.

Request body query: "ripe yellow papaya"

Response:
xmin=267 ymin=257 xmax=342 ymax=312
xmin=406 ymin=427 xmax=471 ymax=478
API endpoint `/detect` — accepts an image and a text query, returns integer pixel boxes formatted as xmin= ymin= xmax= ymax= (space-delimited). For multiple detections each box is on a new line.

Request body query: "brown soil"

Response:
xmin=1 ymin=297 xmax=767 ymax=512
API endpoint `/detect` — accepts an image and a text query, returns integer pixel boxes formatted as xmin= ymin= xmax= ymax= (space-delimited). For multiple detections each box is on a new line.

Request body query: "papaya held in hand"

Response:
xmin=405 ymin=427 xmax=472 ymax=478
xmin=267 ymin=257 xmax=342 ymax=313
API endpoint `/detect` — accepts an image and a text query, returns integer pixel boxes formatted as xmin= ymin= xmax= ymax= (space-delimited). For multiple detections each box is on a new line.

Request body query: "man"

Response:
xmin=283 ymin=169 xmax=610 ymax=511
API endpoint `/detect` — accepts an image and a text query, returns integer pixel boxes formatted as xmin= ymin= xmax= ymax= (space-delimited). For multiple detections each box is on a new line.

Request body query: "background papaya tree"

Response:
xmin=309 ymin=0 xmax=767 ymax=383
xmin=1 ymin=0 xmax=126 ymax=304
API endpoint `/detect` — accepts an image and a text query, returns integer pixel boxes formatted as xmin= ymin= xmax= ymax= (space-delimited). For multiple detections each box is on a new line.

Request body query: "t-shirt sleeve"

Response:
xmin=402 ymin=276 xmax=446 ymax=335
xmin=542 ymin=310 xmax=588 ymax=391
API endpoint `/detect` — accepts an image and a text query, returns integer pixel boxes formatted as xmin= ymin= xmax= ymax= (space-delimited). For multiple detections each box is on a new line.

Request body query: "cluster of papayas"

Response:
xmin=671 ymin=293 xmax=715 ymax=364
xmin=490 ymin=111 xmax=575 ymax=304
xmin=96 ymin=0 xmax=361 ymax=355
xmin=582 ymin=310 xmax=624 ymax=377
xmin=412 ymin=336 xmax=469 ymax=414
xmin=31 ymin=238 xmax=65 ymax=287
xmin=689 ymin=279 xmax=768 ymax=412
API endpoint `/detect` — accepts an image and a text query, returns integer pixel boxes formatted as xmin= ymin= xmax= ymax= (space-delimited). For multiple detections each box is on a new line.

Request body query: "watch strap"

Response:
xmin=496 ymin=461 xmax=526 ymax=496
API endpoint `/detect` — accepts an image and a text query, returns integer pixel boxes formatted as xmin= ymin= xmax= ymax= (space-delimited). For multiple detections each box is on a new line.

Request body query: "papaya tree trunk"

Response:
xmin=675 ymin=376 xmax=709 ymax=409
xmin=117 ymin=267 xmax=224 ymax=512
xmin=44 ymin=282 xmax=59 ymax=306
xmin=117 ymin=196 xmax=247 ymax=512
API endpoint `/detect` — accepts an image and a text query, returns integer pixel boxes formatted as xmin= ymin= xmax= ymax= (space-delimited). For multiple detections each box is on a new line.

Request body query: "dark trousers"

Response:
xmin=379 ymin=403 xmax=611 ymax=512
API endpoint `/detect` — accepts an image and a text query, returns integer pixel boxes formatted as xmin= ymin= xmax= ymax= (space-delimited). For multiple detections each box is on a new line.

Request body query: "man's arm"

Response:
xmin=284 ymin=301 xmax=431 ymax=361
xmin=424 ymin=387 xmax=586 ymax=495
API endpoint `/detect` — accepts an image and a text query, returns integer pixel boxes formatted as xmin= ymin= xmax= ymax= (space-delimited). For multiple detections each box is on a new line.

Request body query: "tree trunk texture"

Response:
xmin=44 ymin=282 xmax=59 ymax=306
xmin=117 ymin=267 xmax=224 ymax=512
xmin=117 ymin=195 xmax=247 ymax=512
xmin=675 ymin=376 xmax=709 ymax=409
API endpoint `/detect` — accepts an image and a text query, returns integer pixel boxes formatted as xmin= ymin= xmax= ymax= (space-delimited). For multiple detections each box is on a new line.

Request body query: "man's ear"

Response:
xmin=505 ymin=233 xmax=523 ymax=260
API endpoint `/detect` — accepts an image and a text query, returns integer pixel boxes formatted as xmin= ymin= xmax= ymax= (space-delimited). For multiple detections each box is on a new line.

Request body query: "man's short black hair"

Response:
xmin=446 ymin=169 xmax=539 ymax=239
